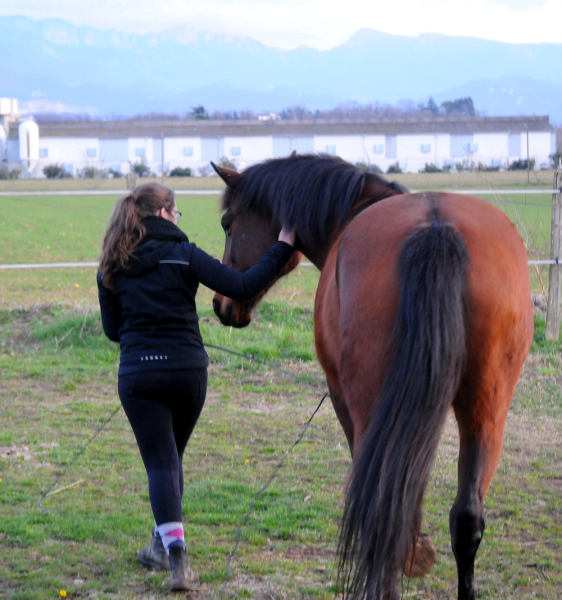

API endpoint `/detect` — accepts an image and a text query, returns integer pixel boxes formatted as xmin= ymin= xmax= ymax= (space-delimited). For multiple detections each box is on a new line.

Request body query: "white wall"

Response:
xmin=17 ymin=128 xmax=557 ymax=177
xmin=221 ymin=136 xmax=272 ymax=170
xmin=313 ymin=135 xmax=365 ymax=164
xmin=128 ymin=137 xmax=153 ymax=164
xmin=36 ymin=137 xmax=100 ymax=176
xmin=394 ymin=134 xmax=452 ymax=172
xmin=163 ymin=137 xmax=201 ymax=168
xmin=529 ymin=132 xmax=553 ymax=168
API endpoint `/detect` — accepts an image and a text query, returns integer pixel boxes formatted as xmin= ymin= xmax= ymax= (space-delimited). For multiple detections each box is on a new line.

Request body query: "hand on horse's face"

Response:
xmin=278 ymin=227 xmax=296 ymax=246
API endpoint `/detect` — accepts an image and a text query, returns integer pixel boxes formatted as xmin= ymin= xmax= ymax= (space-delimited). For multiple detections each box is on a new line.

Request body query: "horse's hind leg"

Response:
xmin=450 ymin=384 xmax=512 ymax=600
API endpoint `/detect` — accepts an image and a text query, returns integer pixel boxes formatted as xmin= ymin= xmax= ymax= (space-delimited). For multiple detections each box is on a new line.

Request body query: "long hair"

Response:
xmin=99 ymin=182 xmax=175 ymax=288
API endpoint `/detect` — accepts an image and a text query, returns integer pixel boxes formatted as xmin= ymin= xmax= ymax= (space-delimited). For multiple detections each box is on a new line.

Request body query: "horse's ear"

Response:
xmin=211 ymin=162 xmax=240 ymax=186
xmin=290 ymin=150 xmax=297 ymax=157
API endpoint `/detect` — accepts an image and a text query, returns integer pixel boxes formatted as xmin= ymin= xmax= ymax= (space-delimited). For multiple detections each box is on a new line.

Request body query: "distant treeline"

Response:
xmin=33 ymin=97 xmax=480 ymax=123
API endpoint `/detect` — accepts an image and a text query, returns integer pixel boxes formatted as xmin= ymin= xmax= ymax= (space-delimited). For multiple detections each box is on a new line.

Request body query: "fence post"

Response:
xmin=126 ymin=172 xmax=137 ymax=191
xmin=545 ymin=171 xmax=562 ymax=340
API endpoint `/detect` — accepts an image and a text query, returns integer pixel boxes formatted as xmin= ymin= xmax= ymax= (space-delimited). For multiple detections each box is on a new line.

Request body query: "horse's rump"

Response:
xmin=323 ymin=193 xmax=533 ymax=599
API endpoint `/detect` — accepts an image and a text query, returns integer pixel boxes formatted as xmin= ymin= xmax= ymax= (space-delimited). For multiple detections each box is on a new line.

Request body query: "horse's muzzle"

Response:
xmin=212 ymin=294 xmax=253 ymax=328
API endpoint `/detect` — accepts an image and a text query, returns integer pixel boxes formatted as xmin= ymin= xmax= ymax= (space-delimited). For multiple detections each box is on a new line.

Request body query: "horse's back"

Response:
xmin=315 ymin=192 xmax=533 ymax=446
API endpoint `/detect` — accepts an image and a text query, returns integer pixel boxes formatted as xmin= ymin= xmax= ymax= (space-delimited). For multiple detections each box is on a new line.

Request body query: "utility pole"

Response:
xmin=524 ymin=123 xmax=530 ymax=183
xmin=546 ymin=171 xmax=562 ymax=340
xmin=161 ymin=132 xmax=165 ymax=184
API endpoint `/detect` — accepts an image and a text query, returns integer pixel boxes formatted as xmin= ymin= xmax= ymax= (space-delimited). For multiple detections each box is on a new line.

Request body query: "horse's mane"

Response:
xmin=222 ymin=154 xmax=400 ymax=248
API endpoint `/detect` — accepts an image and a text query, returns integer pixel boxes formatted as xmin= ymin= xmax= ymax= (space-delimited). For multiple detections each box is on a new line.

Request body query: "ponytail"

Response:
xmin=99 ymin=183 xmax=175 ymax=288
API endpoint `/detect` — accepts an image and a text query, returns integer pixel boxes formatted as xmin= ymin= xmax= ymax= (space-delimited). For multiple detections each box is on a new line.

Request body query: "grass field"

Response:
xmin=0 ymin=169 xmax=558 ymax=194
xmin=1 ymin=182 xmax=562 ymax=599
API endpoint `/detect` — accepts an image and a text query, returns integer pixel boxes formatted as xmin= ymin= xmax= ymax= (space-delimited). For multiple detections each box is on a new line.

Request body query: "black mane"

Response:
xmin=222 ymin=154 xmax=403 ymax=248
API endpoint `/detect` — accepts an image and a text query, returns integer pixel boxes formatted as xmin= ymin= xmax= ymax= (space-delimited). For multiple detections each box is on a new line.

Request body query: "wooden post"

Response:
xmin=161 ymin=132 xmax=164 ymax=184
xmin=126 ymin=172 xmax=137 ymax=191
xmin=545 ymin=171 xmax=562 ymax=340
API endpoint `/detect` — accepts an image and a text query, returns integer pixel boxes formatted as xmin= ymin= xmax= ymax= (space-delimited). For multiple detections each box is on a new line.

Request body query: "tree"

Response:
xmin=0 ymin=166 xmax=21 ymax=180
xmin=355 ymin=162 xmax=383 ymax=174
xmin=130 ymin=157 xmax=152 ymax=177
xmin=79 ymin=166 xmax=108 ymax=179
xmin=280 ymin=105 xmax=312 ymax=120
xmin=190 ymin=105 xmax=209 ymax=120
xmin=422 ymin=97 xmax=439 ymax=115
xmin=387 ymin=163 xmax=402 ymax=174
xmin=440 ymin=97 xmax=475 ymax=117
xmin=218 ymin=156 xmax=238 ymax=170
xmin=549 ymin=152 xmax=562 ymax=169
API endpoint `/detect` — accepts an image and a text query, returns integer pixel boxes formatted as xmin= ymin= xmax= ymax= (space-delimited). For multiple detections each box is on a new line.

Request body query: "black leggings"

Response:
xmin=118 ymin=368 xmax=207 ymax=525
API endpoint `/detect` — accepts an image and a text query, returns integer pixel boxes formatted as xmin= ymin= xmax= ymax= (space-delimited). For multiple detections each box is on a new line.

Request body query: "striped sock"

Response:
xmin=156 ymin=521 xmax=185 ymax=555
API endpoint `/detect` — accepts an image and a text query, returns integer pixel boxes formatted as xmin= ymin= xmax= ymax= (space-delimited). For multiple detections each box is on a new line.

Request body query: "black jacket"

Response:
xmin=97 ymin=216 xmax=293 ymax=375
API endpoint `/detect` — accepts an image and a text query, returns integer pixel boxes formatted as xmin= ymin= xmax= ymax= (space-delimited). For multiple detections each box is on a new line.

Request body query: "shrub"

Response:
xmin=79 ymin=166 xmax=108 ymax=179
xmin=130 ymin=157 xmax=152 ymax=177
xmin=0 ymin=166 xmax=9 ymax=180
xmin=419 ymin=163 xmax=442 ymax=173
xmin=549 ymin=152 xmax=561 ymax=169
xmin=476 ymin=162 xmax=500 ymax=172
xmin=218 ymin=156 xmax=238 ymax=170
xmin=169 ymin=167 xmax=192 ymax=177
xmin=386 ymin=163 xmax=402 ymax=174
xmin=508 ymin=158 xmax=535 ymax=171
xmin=355 ymin=162 xmax=383 ymax=174
xmin=454 ymin=162 xmax=466 ymax=173
xmin=108 ymin=168 xmax=124 ymax=178
xmin=43 ymin=164 xmax=72 ymax=179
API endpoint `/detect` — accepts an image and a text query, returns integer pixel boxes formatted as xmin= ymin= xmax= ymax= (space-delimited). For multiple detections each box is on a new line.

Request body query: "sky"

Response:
xmin=0 ymin=0 xmax=560 ymax=49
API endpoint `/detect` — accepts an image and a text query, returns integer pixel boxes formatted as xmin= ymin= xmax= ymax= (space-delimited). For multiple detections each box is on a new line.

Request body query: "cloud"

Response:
xmin=0 ymin=0 xmax=560 ymax=48
xmin=486 ymin=0 xmax=549 ymax=10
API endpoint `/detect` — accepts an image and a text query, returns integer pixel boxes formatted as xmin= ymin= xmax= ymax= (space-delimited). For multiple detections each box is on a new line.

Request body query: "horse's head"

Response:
xmin=211 ymin=162 xmax=302 ymax=327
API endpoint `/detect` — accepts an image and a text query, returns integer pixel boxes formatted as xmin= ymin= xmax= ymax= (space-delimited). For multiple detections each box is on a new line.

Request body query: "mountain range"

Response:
xmin=1 ymin=16 xmax=561 ymax=122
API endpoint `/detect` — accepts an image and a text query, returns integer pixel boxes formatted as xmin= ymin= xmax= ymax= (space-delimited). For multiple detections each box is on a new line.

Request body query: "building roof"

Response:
xmin=8 ymin=115 xmax=554 ymax=139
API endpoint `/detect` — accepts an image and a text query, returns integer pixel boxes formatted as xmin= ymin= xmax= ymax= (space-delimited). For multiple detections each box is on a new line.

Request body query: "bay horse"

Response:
xmin=210 ymin=154 xmax=533 ymax=600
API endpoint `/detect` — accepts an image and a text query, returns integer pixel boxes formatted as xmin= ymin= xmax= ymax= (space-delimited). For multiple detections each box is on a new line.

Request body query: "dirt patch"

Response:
xmin=285 ymin=545 xmax=335 ymax=561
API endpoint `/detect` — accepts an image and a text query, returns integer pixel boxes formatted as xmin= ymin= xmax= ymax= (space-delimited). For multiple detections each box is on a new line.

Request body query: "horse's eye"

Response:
xmin=221 ymin=221 xmax=231 ymax=235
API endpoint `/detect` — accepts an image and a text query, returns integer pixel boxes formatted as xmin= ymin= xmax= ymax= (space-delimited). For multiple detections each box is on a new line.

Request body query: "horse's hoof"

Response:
xmin=403 ymin=533 xmax=436 ymax=578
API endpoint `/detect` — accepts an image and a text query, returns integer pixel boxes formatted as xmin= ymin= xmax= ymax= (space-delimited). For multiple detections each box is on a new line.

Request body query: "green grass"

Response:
xmin=1 ymin=307 xmax=561 ymax=599
xmin=0 ymin=170 xmax=558 ymax=193
xmin=1 ymin=189 xmax=562 ymax=598
xmin=0 ymin=176 xmax=225 ymax=192
xmin=0 ymin=188 xmax=555 ymax=307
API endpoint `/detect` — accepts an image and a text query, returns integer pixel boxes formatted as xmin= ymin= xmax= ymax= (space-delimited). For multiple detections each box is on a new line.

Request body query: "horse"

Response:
xmin=210 ymin=154 xmax=534 ymax=600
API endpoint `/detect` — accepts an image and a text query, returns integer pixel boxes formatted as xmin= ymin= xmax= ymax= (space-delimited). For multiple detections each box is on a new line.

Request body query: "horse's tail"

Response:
xmin=338 ymin=219 xmax=470 ymax=600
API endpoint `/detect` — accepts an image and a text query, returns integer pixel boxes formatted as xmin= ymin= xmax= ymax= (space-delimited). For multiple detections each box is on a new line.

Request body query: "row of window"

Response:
xmin=38 ymin=146 xmax=244 ymax=159
xmin=36 ymin=138 xmax=515 ymax=160
xmin=51 ymin=156 xmax=519 ymax=176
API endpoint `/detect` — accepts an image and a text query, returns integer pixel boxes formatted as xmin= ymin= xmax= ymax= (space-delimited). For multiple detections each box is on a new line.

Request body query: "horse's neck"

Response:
xmin=299 ymin=184 xmax=399 ymax=270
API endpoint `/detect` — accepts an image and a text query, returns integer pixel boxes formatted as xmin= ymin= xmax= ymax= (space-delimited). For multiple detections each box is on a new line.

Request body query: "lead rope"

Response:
xmin=37 ymin=344 xmax=329 ymax=595
xmin=38 ymin=404 xmax=122 ymax=512
xmin=38 ymin=343 xmax=327 ymax=509
xmin=219 ymin=391 xmax=329 ymax=599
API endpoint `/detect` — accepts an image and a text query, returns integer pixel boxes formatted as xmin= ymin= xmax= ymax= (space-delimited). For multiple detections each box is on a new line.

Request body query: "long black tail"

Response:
xmin=338 ymin=220 xmax=469 ymax=599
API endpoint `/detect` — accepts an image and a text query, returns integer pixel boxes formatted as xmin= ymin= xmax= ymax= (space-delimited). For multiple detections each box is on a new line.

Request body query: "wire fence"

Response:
xmin=0 ymin=188 xmax=560 ymax=197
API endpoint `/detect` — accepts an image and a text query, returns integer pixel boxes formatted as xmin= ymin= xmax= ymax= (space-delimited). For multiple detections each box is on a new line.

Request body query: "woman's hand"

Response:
xmin=278 ymin=227 xmax=296 ymax=246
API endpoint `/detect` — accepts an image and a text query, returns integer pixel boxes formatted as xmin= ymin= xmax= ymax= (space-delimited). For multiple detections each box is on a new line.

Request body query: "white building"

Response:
xmin=1 ymin=113 xmax=557 ymax=176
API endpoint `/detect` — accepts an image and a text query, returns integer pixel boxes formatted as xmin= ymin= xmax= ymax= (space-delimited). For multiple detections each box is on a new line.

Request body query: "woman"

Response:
xmin=97 ymin=182 xmax=295 ymax=591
